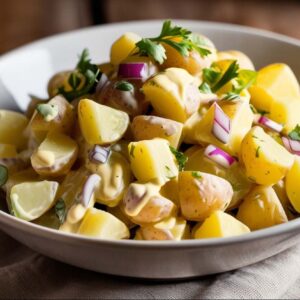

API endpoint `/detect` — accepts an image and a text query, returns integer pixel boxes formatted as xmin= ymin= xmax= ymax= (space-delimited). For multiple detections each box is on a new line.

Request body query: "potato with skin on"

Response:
xmin=0 ymin=110 xmax=28 ymax=150
xmin=160 ymin=177 xmax=179 ymax=206
xmin=286 ymin=156 xmax=300 ymax=213
xmin=122 ymin=181 xmax=176 ymax=225
xmin=179 ymin=171 xmax=233 ymax=221
xmin=128 ymin=139 xmax=179 ymax=185
xmin=78 ymin=99 xmax=129 ymax=145
xmin=135 ymin=217 xmax=190 ymax=241
xmin=143 ymin=68 xmax=202 ymax=123
xmin=249 ymin=63 xmax=300 ymax=113
xmin=237 ymin=186 xmax=288 ymax=230
xmin=77 ymin=208 xmax=130 ymax=240
xmin=31 ymin=132 xmax=78 ymax=177
xmin=217 ymin=50 xmax=255 ymax=70
xmin=110 ymin=32 xmax=141 ymax=66
xmin=240 ymin=126 xmax=294 ymax=185
xmin=194 ymin=211 xmax=250 ymax=239
xmin=132 ymin=115 xmax=183 ymax=148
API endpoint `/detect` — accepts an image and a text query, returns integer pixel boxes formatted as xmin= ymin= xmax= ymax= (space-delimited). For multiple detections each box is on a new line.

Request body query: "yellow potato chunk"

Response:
xmin=240 ymin=126 xmax=294 ymax=185
xmin=77 ymin=208 xmax=129 ymax=239
xmin=217 ymin=50 xmax=255 ymax=70
xmin=184 ymin=99 xmax=254 ymax=156
xmin=194 ymin=211 xmax=250 ymax=239
xmin=0 ymin=144 xmax=17 ymax=158
xmin=286 ymin=156 xmax=300 ymax=213
xmin=143 ymin=68 xmax=201 ymax=122
xmin=179 ymin=171 xmax=233 ymax=221
xmin=132 ymin=115 xmax=183 ymax=148
xmin=10 ymin=180 xmax=59 ymax=221
xmin=0 ymin=110 xmax=28 ymax=149
xmin=249 ymin=63 xmax=300 ymax=112
xmin=128 ymin=139 xmax=178 ymax=184
xmin=160 ymin=177 xmax=179 ymax=206
xmin=78 ymin=99 xmax=129 ymax=145
xmin=31 ymin=132 xmax=78 ymax=176
xmin=237 ymin=186 xmax=288 ymax=230
xmin=110 ymin=32 xmax=141 ymax=65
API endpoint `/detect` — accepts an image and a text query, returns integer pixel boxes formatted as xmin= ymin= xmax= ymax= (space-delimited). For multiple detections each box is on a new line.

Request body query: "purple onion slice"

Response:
xmin=89 ymin=145 xmax=111 ymax=164
xmin=282 ymin=136 xmax=300 ymax=156
xmin=211 ymin=103 xmax=231 ymax=144
xmin=118 ymin=63 xmax=146 ymax=80
xmin=257 ymin=115 xmax=283 ymax=133
xmin=204 ymin=144 xmax=236 ymax=168
xmin=81 ymin=174 xmax=101 ymax=207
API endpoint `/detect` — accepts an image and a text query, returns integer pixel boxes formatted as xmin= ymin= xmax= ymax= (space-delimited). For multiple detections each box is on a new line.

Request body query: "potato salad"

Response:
xmin=1 ymin=20 xmax=300 ymax=241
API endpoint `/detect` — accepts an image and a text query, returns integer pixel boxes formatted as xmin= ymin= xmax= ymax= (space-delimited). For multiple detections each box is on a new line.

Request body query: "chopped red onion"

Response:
xmin=257 ymin=116 xmax=283 ymax=133
xmin=212 ymin=103 xmax=231 ymax=144
xmin=282 ymin=137 xmax=300 ymax=156
xmin=81 ymin=174 xmax=101 ymax=207
xmin=204 ymin=144 xmax=236 ymax=168
xmin=89 ymin=145 xmax=111 ymax=164
xmin=118 ymin=63 xmax=146 ymax=80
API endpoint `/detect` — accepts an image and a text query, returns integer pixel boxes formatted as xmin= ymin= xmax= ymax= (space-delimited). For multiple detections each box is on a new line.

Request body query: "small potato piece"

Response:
xmin=160 ymin=177 xmax=179 ymax=206
xmin=0 ymin=110 xmax=28 ymax=149
xmin=107 ymin=205 xmax=136 ymax=229
xmin=240 ymin=126 xmax=294 ymax=185
xmin=10 ymin=181 xmax=59 ymax=221
xmin=286 ymin=156 xmax=300 ymax=213
xmin=31 ymin=132 xmax=78 ymax=176
xmin=30 ymin=95 xmax=75 ymax=141
xmin=179 ymin=171 xmax=233 ymax=221
xmin=78 ymin=99 xmax=129 ymax=145
xmin=0 ymin=144 xmax=17 ymax=158
xmin=249 ymin=63 xmax=300 ymax=112
xmin=110 ymin=32 xmax=141 ymax=65
xmin=77 ymin=208 xmax=129 ymax=239
xmin=136 ymin=217 xmax=190 ymax=241
xmin=217 ymin=50 xmax=255 ymax=70
xmin=132 ymin=115 xmax=183 ymax=148
xmin=194 ymin=211 xmax=250 ymax=239
xmin=128 ymin=139 xmax=178 ymax=184
xmin=237 ymin=186 xmax=288 ymax=230
xmin=143 ymin=68 xmax=201 ymax=122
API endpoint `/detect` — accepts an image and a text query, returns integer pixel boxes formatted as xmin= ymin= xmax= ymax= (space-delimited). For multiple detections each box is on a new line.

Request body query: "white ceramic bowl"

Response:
xmin=0 ymin=20 xmax=300 ymax=280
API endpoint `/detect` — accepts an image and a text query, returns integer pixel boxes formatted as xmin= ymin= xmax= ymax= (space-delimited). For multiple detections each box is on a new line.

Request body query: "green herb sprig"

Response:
xmin=55 ymin=198 xmax=66 ymax=224
xmin=169 ymin=146 xmax=188 ymax=171
xmin=288 ymin=124 xmax=300 ymax=141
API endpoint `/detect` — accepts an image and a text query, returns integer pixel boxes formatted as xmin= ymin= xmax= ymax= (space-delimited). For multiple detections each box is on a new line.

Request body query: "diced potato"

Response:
xmin=128 ymin=139 xmax=178 ymax=184
xmin=179 ymin=171 xmax=233 ymax=221
xmin=249 ymin=63 xmax=300 ymax=112
xmin=107 ymin=205 xmax=136 ymax=229
xmin=30 ymin=95 xmax=75 ymax=142
xmin=0 ymin=110 xmax=28 ymax=149
xmin=110 ymin=32 xmax=141 ymax=65
xmin=184 ymin=146 xmax=252 ymax=209
xmin=132 ymin=115 xmax=183 ymax=148
xmin=286 ymin=156 xmax=300 ymax=213
xmin=217 ymin=50 xmax=255 ymax=70
xmin=78 ymin=99 xmax=129 ymax=145
xmin=10 ymin=180 xmax=59 ymax=221
xmin=237 ymin=186 xmax=288 ymax=230
xmin=143 ymin=68 xmax=201 ymax=122
xmin=31 ymin=132 xmax=78 ymax=177
xmin=194 ymin=211 xmax=250 ymax=239
xmin=86 ymin=151 xmax=132 ymax=207
xmin=240 ymin=126 xmax=294 ymax=185
xmin=0 ymin=144 xmax=17 ymax=158
xmin=136 ymin=217 xmax=190 ymax=241
xmin=77 ymin=208 xmax=129 ymax=239
xmin=160 ymin=177 xmax=179 ymax=206
xmin=123 ymin=182 xmax=176 ymax=225
xmin=184 ymin=99 xmax=254 ymax=156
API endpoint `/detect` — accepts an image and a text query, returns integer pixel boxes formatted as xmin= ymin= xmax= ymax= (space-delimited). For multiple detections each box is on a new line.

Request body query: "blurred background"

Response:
xmin=1 ymin=0 xmax=300 ymax=54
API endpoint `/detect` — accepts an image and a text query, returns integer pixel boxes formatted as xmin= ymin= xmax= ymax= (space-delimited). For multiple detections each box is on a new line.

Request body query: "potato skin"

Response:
xmin=286 ymin=157 xmax=300 ymax=213
xmin=178 ymin=171 xmax=233 ymax=221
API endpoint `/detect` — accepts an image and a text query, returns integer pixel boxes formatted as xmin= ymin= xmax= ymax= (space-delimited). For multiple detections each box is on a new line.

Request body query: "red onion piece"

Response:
xmin=118 ymin=63 xmax=146 ymax=80
xmin=212 ymin=103 xmax=231 ymax=144
xmin=204 ymin=144 xmax=236 ymax=168
xmin=282 ymin=137 xmax=300 ymax=155
xmin=89 ymin=145 xmax=111 ymax=164
xmin=258 ymin=116 xmax=283 ymax=133
xmin=81 ymin=174 xmax=101 ymax=207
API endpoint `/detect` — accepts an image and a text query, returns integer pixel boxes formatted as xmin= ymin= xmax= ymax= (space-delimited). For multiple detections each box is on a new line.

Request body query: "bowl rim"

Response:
xmin=1 ymin=19 xmax=300 ymax=249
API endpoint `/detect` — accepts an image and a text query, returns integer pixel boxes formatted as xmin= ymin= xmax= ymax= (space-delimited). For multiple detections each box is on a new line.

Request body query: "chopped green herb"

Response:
xmin=198 ymin=82 xmax=212 ymax=94
xmin=135 ymin=20 xmax=211 ymax=64
xmin=288 ymin=124 xmax=300 ymax=141
xmin=169 ymin=146 xmax=188 ymax=171
xmin=255 ymin=146 xmax=261 ymax=158
xmin=36 ymin=103 xmax=59 ymax=122
xmin=0 ymin=165 xmax=8 ymax=187
xmin=192 ymin=171 xmax=202 ymax=179
xmin=114 ymin=80 xmax=134 ymax=91
xmin=55 ymin=198 xmax=66 ymax=224
xmin=202 ymin=68 xmax=221 ymax=86
xmin=129 ymin=145 xmax=136 ymax=158
xmin=165 ymin=165 xmax=171 ymax=171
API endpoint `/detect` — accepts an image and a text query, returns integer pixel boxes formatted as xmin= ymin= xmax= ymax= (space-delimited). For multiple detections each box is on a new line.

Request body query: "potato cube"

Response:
xmin=286 ymin=157 xmax=300 ymax=213
xmin=0 ymin=144 xmax=17 ymax=158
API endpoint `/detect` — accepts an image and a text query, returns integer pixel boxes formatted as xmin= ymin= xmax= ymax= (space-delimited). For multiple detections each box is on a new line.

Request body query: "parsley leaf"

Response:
xmin=114 ymin=80 xmax=134 ymax=91
xmin=288 ymin=124 xmax=300 ymax=141
xmin=0 ymin=165 xmax=8 ymax=187
xmin=192 ymin=171 xmax=202 ymax=179
xmin=55 ymin=198 xmax=66 ymax=224
xmin=199 ymin=82 xmax=212 ymax=94
xmin=169 ymin=146 xmax=188 ymax=171
xmin=135 ymin=20 xmax=211 ymax=64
